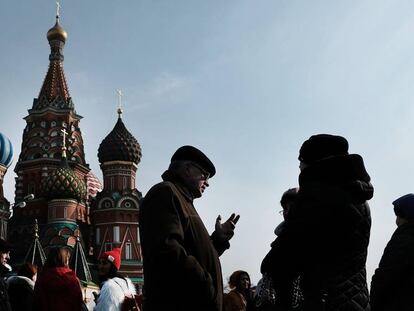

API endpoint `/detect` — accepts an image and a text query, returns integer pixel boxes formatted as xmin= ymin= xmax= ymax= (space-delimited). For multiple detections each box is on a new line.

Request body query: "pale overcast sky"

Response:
xmin=1 ymin=0 xmax=414 ymax=286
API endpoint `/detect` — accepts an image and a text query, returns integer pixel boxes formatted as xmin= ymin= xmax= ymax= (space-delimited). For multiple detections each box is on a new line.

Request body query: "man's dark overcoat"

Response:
xmin=370 ymin=221 xmax=414 ymax=311
xmin=261 ymin=154 xmax=373 ymax=311
xmin=140 ymin=170 xmax=229 ymax=311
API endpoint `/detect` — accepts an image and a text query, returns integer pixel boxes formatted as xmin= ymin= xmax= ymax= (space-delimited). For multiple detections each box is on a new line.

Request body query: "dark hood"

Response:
xmin=299 ymin=154 xmax=374 ymax=202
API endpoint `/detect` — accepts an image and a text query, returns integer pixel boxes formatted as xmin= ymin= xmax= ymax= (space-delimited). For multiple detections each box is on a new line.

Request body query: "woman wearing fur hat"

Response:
xmin=33 ymin=246 xmax=84 ymax=311
xmin=370 ymin=194 xmax=414 ymax=311
xmin=7 ymin=262 xmax=37 ymax=311
xmin=261 ymin=134 xmax=373 ymax=311
xmin=94 ymin=248 xmax=137 ymax=311
xmin=224 ymin=270 xmax=255 ymax=311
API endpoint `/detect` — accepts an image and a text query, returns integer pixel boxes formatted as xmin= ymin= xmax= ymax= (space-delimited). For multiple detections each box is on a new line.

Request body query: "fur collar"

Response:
xmin=94 ymin=277 xmax=136 ymax=311
xmin=6 ymin=275 xmax=35 ymax=289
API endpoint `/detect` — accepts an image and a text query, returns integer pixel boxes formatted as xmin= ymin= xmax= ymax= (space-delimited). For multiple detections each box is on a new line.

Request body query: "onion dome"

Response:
xmin=86 ymin=171 xmax=103 ymax=199
xmin=42 ymin=156 xmax=86 ymax=202
xmin=47 ymin=16 xmax=67 ymax=42
xmin=98 ymin=113 xmax=142 ymax=164
xmin=0 ymin=133 xmax=13 ymax=168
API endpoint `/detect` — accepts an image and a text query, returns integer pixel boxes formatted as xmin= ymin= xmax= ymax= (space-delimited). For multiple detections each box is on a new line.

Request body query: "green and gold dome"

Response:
xmin=42 ymin=156 xmax=86 ymax=202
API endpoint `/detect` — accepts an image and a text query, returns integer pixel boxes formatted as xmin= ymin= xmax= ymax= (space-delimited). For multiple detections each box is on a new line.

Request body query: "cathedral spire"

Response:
xmin=34 ymin=3 xmax=71 ymax=109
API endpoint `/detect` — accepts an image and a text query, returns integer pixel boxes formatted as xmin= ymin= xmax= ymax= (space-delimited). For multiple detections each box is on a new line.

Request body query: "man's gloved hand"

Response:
xmin=214 ymin=213 xmax=240 ymax=242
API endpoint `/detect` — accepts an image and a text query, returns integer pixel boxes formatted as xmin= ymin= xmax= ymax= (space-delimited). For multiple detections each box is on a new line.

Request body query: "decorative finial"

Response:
xmin=61 ymin=128 xmax=68 ymax=158
xmin=34 ymin=219 xmax=39 ymax=239
xmin=116 ymin=89 xmax=124 ymax=118
xmin=56 ymin=1 xmax=61 ymax=19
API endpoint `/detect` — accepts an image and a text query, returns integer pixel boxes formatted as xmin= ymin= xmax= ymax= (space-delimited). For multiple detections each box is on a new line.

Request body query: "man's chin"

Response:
xmin=193 ymin=190 xmax=203 ymax=199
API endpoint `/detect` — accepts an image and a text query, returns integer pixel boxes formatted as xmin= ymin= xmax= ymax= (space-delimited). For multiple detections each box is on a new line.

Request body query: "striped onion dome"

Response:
xmin=0 ymin=133 xmax=13 ymax=168
xmin=86 ymin=170 xmax=102 ymax=198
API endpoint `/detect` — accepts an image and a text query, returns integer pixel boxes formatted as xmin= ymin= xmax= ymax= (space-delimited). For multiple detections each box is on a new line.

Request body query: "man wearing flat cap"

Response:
xmin=0 ymin=239 xmax=12 ymax=311
xmin=140 ymin=145 xmax=239 ymax=311
xmin=261 ymin=134 xmax=373 ymax=311
xmin=371 ymin=193 xmax=414 ymax=311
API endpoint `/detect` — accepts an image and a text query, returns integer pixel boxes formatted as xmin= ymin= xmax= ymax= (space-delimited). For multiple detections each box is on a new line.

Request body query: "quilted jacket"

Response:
xmin=262 ymin=154 xmax=373 ymax=311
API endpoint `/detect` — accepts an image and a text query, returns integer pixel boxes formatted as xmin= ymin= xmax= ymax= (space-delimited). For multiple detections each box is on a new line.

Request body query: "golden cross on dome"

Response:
xmin=61 ymin=128 xmax=68 ymax=157
xmin=56 ymin=1 xmax=61 ymax=18
xmin=116 ymin=89 xmax=124 ymax=118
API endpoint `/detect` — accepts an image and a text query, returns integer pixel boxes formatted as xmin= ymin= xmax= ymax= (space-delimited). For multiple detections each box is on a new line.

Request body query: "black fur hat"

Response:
xmin=299 ymin=134 xmax=349 ymax=165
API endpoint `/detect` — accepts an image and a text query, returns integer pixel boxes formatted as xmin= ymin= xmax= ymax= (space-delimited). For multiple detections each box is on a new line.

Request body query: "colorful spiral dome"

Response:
xmin=86 ymin=170 xmax=103 ymax=199
xmin=42 ymin=157 xmax=86 ymax=202
xmin=98 ymin=117 xmax=142 ymax=164
xmin=0 ymin=132 xmax=13 ymax=168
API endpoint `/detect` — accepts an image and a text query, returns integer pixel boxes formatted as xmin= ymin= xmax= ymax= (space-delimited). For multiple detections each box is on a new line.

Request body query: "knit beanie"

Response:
xmin=393 ymin=194 xmax=414 ymax=219
xmin=100 ymin=247 xmax=121 ymax=270
xmin=299 ymin=134 xmax=349 ymax=165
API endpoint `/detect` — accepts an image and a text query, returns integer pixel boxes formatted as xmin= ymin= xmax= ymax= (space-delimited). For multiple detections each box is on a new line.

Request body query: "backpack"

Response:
xmin=113 ymin=278 xmax=141 ymax=311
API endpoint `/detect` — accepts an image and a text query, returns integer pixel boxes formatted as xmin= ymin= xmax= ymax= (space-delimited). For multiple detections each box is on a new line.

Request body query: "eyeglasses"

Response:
xmin=189 ymin=162 xmax=210 ymax=180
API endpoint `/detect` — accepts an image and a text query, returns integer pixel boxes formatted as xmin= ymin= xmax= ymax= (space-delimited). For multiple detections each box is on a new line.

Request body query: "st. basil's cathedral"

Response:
xmin=0 ymin=11 xmax=143 ymax=287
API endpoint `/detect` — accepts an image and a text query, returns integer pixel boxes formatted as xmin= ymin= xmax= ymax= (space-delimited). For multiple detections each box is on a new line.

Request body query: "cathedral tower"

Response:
xmin=92 ymin=106 xmax=143 ymax=284
xmin=9 ymin=11 xmax=91 ymax=261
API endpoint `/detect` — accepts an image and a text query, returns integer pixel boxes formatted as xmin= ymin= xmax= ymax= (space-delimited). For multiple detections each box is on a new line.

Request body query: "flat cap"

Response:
xmin=171 ymin=145 xmax=216 ymax=177
xmin=393 ymin=193 xmax=414 ymax=219
xmin=299 ymin=134 xmax=349 ymax=165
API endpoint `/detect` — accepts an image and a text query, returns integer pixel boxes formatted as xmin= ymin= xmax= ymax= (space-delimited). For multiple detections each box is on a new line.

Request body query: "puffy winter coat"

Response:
xmin=262 ymin=154 xmax=373 ymax=311
xmin=370 ymin=221 xmax=414 ymax=311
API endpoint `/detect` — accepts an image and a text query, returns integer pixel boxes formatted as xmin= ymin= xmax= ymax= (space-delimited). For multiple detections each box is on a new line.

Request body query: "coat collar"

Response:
xmin=161 ymin=170 xmax=194 ymax=202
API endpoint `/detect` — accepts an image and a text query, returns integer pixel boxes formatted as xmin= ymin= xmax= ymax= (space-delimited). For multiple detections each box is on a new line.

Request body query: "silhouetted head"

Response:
xmin=299 ymin=134 xmax=348 ymax=170
xmin=393 ymin=193 xmax=414 ymax=226
xmin=169 ymin=145 xmax=215 ymax=198
xmin=280 ymin=187 xmax=299 ymax=219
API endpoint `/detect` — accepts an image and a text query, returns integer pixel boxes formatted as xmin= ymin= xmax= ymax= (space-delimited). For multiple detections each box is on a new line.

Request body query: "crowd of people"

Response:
xmin=139 ymin=135 xmax=414 ymax=311
xmin=0 ymin=240 xmax=142 ymax=310
xmin=0 ymin=133 xmax=413 ymax=311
